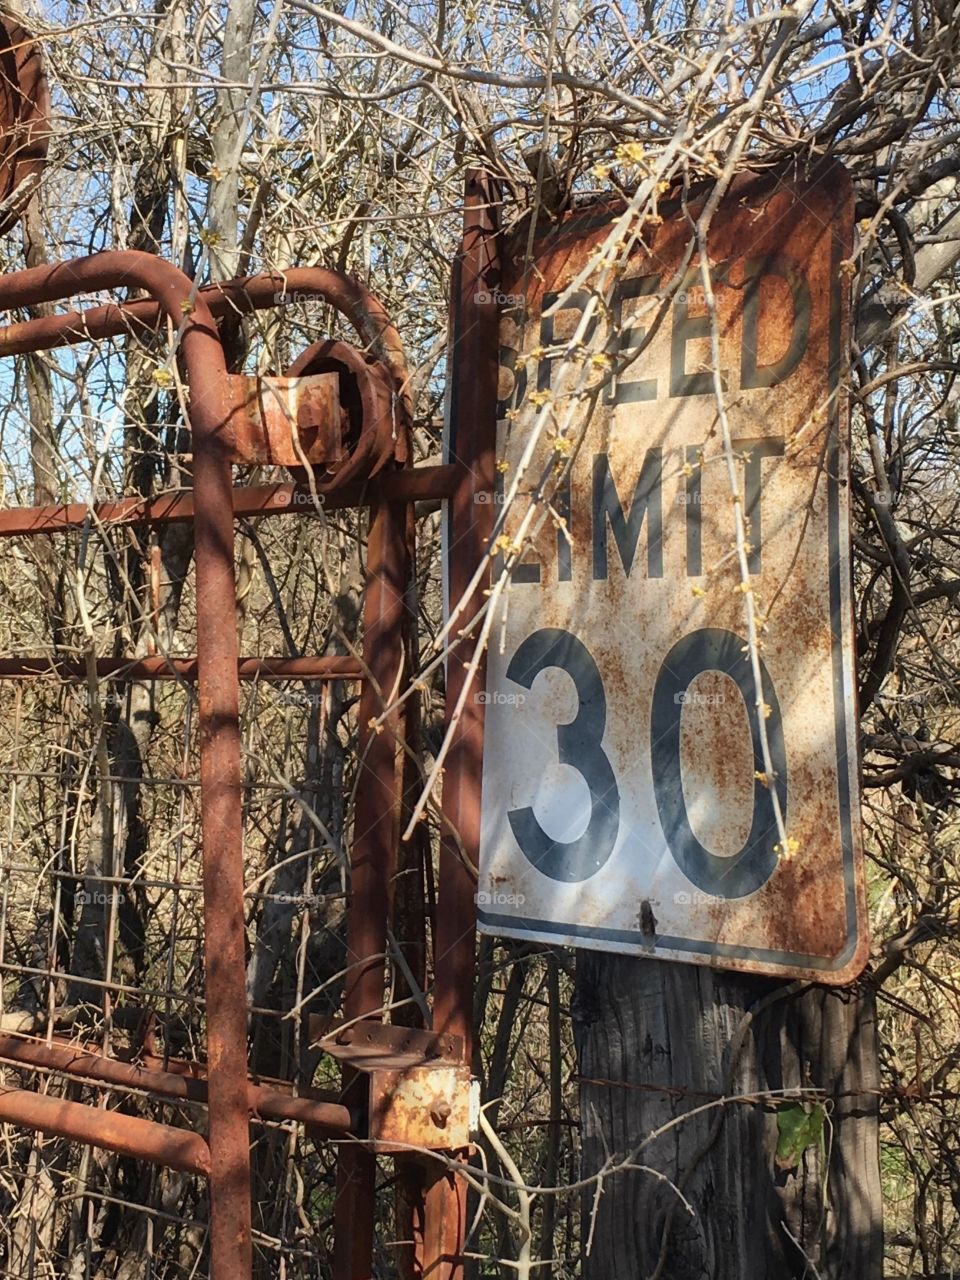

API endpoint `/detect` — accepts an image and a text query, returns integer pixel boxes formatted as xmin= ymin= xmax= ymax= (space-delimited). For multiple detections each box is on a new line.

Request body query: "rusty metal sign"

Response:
xmin=471 ymin=164 xmax=868 ymax=982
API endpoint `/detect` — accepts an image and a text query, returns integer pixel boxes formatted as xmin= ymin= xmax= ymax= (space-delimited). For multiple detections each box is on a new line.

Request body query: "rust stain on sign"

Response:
xmin=475 ymin=162 xmax=869 ymax=983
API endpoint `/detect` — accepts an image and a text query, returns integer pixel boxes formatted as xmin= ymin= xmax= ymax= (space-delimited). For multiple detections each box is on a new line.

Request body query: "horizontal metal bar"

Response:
xmin=0 ymin=1036 xmax=206 ymax=1109
xmin=0 ymin=465 xmax=460 ymax=539
xmin=0 ymin=768 xmax=344 ymax=796
xmin=138 ymin=1051 xmax=356 ymax=1134
xmin=0 ymin=655 xmax=362 ymax=682
xmin=0 ymin=1084 xmax=212 ymax=1175
xmin=250 ymin=1087 xmax=353 ymax=1132
xmin=0 ymin=1034 xmax=354 ymax=1135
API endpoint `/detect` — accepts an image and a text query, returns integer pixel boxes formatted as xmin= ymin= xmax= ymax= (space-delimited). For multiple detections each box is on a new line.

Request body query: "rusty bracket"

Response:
xmin=224 ymin=371 xmax=346 ymax=467
xmin=311 ymin=1019 xmax=474 ymax=1149
xmin=367 ymin=1063 xmax=472 ymax=1151
xmin=310 ymin=1018 xmax=462 ymax=1071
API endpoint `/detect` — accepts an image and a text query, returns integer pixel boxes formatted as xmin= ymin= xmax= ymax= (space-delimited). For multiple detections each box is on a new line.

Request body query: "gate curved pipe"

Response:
xmin=208 ymin=268 xmax=410 ymax=406
xmin=0 ymin=262 xmax=411 ymax=487
xmin=0 ymin=264 xmax=410 ymax=406
xmin=0 ymin=15 xmax=49 ymax=234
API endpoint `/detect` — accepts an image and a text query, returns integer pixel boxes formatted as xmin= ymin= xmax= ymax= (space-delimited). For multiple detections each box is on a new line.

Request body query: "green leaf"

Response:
xmin=776 ymin=1102 xmax=826 ymax=1171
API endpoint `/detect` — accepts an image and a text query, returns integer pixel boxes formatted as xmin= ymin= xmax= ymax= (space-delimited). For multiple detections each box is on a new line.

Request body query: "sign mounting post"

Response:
xmin=471 ymin=163 xmax=868 ymax=983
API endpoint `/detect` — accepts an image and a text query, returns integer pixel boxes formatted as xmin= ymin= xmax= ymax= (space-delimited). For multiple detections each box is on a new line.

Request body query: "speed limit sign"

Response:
xmin=454 ymin=164 xmax=869 ymax=983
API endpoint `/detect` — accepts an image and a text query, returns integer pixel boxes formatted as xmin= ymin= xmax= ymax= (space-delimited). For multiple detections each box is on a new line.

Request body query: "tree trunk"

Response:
xmin=574 ymin=955 xmax=882 ymax=1280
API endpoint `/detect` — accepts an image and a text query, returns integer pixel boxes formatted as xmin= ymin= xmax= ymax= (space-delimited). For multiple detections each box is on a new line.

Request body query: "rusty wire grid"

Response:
xmin=0 ymin=534 xmax=358 ymax=1276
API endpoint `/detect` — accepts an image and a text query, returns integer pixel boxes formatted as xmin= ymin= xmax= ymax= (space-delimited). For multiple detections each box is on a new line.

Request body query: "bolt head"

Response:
xmin=430 ymin=1099 xmax=452 ymax=1127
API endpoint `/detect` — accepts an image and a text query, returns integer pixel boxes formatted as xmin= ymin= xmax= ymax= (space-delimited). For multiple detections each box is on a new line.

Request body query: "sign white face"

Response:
xmin=470 ymin=165 xmax=868 ymax=983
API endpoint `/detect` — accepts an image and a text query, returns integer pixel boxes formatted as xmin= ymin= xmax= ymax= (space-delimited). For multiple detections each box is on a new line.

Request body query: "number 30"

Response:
xmin=504 ymin=625 xmax=787 ymax=899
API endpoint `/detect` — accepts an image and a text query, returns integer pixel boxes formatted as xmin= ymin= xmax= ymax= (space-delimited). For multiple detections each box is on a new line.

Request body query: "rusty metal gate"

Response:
xmin=0 ymin=28 xmax=500 ymax=1267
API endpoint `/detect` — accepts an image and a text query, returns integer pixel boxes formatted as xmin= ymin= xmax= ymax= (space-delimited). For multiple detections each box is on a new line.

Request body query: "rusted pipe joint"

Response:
xmin=285 ymin=338 xmax=404 ymax=492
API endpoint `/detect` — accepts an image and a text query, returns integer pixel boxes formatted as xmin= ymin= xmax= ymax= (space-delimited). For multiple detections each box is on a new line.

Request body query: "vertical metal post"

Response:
xmin=191 ymin=359 xmax=254 ymax=1280
xmin=334 ymin=496 xmax=410 ymax=1280
xmin=423 ymin=171 xmax=501 ymax=1278
xmin=393 ymin=498 xmax=433 ymax=1280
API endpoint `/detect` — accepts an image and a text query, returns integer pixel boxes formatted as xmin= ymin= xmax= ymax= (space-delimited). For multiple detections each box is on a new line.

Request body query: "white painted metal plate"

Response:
xmin=468 ymin=165 xmax=868 ymax=982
